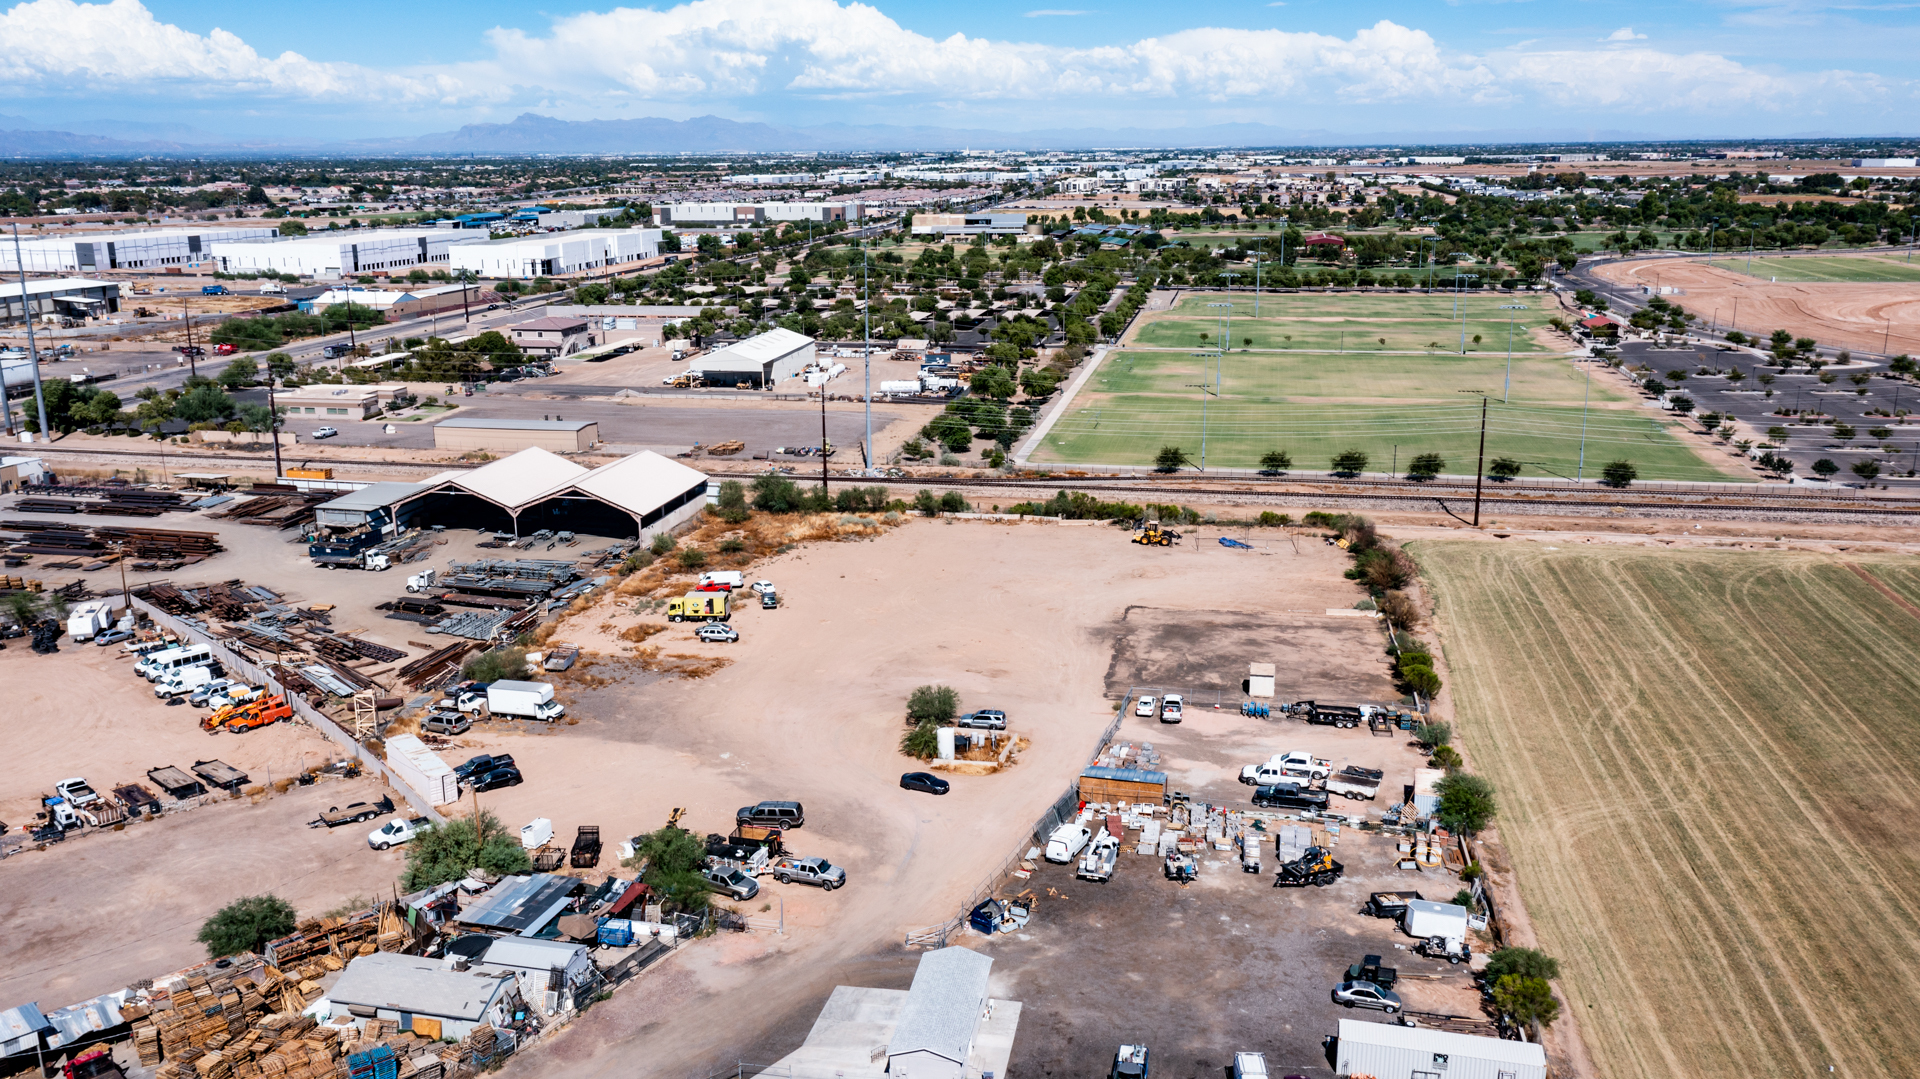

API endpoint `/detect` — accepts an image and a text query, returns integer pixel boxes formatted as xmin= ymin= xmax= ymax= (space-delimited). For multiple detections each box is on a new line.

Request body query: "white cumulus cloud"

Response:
xmin=0 ymin=0 xmax=464 ymax=101
xmin=0 ymin=0 xmax=1910 ymax=123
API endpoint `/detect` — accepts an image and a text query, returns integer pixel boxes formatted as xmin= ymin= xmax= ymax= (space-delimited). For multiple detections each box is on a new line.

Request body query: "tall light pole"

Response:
xmin=1705 ymin=218 xmax=1717 ymax=267
xmin=1455 ymin=273 xmax=1478 ymax=354
xmin=1499 ymin=304 xmax=1527 ymax=403
xmin=9 ymin=222 xmax=50 ymax=439
xmin=861 ymin=238 xmax=872 ymax=471
xmin=1576 ymin=364 xmax=1592 ymax=481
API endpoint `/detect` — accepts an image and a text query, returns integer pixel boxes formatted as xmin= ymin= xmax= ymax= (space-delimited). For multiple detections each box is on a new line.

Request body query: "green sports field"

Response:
xmin=1031 ymin=347 xmax=1741 ymax=481
xmin=1130 ymin=290 xmax=1560 ymax=355
xmin=1724 ymin=255 xmax=1920 ymax=283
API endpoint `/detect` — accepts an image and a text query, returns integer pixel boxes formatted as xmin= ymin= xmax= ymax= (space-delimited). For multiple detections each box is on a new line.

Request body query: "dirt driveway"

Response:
xmin=481 ymin=519 xmax=1382 ymax=1079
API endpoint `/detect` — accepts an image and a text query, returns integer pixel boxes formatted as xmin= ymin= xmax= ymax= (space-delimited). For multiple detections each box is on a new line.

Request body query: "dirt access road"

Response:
xmin=469 ymin=519 xmax=1372 ymax=1079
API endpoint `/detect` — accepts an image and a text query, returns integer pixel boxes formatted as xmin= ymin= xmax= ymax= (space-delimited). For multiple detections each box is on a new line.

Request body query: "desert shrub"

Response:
xmin=401 ymin=811 xmax=531 ymax=891
xmin=650 ymin=532 xmax=677 ymax=556
xmin=1429 ymin=744 xmax=1464 ymax=770
xmin=462 ymin=646 xmax=527 ymax=683
xmin=1435 ymin=772 xmax=1497 ymax=832
xmin=1485 ymin=947 xmax=1561 ymax=982
xmin=901 ymin=720 xmax=940 ymax=760
xmin=1414 ymin=720 xmax=1452 ymax=747
xmin=1256 ymin=510 xmax=1292 ymax=527
xmin=677 ymin=548 xmax=708 ymax=570
xmin=1378 ymin=590 xmax=1421 ymax=626
xmin=715 ymin=480 xmax=750 ymax=523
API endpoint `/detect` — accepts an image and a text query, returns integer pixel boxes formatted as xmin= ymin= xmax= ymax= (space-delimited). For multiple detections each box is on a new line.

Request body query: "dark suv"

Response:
xmin=737 ymin=800 xmax=805 ymax=829
xmin=1251 ymin=782 xmax=1329 ymax=812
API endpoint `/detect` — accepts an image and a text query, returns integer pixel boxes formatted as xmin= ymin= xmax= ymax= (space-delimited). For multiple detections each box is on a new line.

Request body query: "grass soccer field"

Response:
xmin=1032 ymin=348 xmax=1736 ymax=481
xmin=1726 ymin=255 xmax=1920 ymax=283
xmin=1417 ymin=545 xmax=1920 ymax=1079
xmin=1131 ymin=291 xmax=1560 ymax=355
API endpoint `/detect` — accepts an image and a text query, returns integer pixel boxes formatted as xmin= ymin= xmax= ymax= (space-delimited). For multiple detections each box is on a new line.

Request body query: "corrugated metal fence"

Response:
xmin=129 ymin=595 xmax=447 ymax=823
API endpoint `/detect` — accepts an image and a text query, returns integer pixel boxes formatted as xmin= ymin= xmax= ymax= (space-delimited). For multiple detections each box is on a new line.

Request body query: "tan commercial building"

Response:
xmin=433 ymin=417 xmax=599 ymax=453
xmin=276 ymin=383 xmax=412 ymax=421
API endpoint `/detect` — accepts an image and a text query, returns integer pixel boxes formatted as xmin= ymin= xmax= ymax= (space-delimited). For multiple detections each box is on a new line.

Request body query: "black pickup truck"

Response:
xmin=1251 ymin=782 xmax=1329 ymax=812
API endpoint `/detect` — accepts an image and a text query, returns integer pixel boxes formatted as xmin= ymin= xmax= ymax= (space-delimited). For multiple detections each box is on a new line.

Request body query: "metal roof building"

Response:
xmin=393 ymin=447 xmax=708 ymax=539
xmin=454 ymin=873 xmax=579 ymax=937
xmin=1335 ymin=1019 xmax=1547 ymax=1079
xmin=327 ymin=953 xmax=521 ymax=1041
xmin=433 ymin=417 xmax=600 ymax=453
xmin=0 ymin=1003 xmax=52 ymax=1060
xmin=0 ymin=227 xmax=276 ymax=273
xmin=314 ymin=481 xmax=430 ymax=532
xmin=687 ymin=327 xmax=815 ymax=388
xmin=887 ymin=947 xmax=994 ymax=1079
xmin=0 ymin=277 xmax=121 ymax=325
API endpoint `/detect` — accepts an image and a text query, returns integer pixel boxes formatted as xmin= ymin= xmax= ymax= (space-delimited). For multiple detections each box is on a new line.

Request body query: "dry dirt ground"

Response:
xmin=1593 ymin=256 xmax=1920 ymax=355
xmin=0 ymin=766 xmax=403 ymax=1010
xmin=1416 ymin=543 xmax=1920 ymax=1079
xmin=444 ymin=519 xmax=1389 ymax=1079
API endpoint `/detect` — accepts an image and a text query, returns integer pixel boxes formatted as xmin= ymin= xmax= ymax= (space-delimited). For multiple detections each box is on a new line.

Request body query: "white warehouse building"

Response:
xmin=447 ymin=228 xmax=661 ymax=279
xmin=0 ymin=227 xmax=278 ymax=273
xmin=1333 ymin=1020 xmax=1547 ymax=1079
xmin=216 ymin=229 xmax=486 ymax=279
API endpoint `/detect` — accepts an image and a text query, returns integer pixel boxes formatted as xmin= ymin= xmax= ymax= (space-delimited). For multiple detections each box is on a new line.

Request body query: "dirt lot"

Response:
xmin=0 ymin=769 xmax=403 ymax=1009
xmin=1418 ymin=543 xmax=1920 ymax=1079
xmin=1592 ymin=256 xmax=1920 ymax=355
xmin=985 ymin=703 xmax=1484 ymax=1079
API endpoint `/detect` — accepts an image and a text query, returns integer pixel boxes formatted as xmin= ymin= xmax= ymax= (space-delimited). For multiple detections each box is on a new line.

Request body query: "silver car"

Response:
xmin=957 ymin=709 xmax=1007 ymax=730
xmin=1331 ymin=980 xmax=1402 ymax=1014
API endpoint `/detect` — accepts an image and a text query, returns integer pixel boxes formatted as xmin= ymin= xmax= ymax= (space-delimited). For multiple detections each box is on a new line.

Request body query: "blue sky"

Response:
xmin=2 ymin=0 xmax=1917 ymax=142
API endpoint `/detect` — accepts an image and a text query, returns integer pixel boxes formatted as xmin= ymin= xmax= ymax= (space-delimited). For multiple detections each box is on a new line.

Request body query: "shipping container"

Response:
xmin=385 ymin=733 xmax=460 ymax=805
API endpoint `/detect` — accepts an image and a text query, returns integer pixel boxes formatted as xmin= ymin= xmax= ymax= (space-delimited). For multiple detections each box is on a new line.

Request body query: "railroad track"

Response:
xmin=26 ymin=444 xmax=1920 ymax=521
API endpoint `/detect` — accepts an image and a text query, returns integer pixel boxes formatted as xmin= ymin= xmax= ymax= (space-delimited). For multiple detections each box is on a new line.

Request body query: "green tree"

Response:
xmin=751 ymin=474 xmax=805 ymax=513
xmin=1434 ymin=772 xmax=1497 ymax=832
xmin=1488 ymin=457 xmax=1521 ymax=480
xmin=1153 ymin=445 xmax=1192 ymax=473
xmin=622 ymin=826 xmax=711 ymax=912
xmin=714 ymin=479 xmax=750 ymax=523
xmin=901 ymin=720 xmax=941 ymax=760
xmin=906 ymin=684 xmax=959 ymax=722
xmin=1601 ymin=459 xmax=1637 ymax=488
xmin=1852 ymin=460 xmax=1882 ymax=482
xmin=913 ymin=490 xmax=941 ymax=516
xmin=197 ymin=895 xmax=297 ymax=958
xmin=970 ymin=365 xmax=1016 ymax=400
xmin=461 ymin=646 xmax=527 ymax=683
xmin=1492 ymin=975 xmax=1561 ymax=1031
xmin=1258 ymin=449 xmax=1292 ymax=474
xmin=1330 ymin=448 xmax=1369 ymax=476
xmin=175 ymin=382 xmax=237 ymax=424
xmin=1402 ymin=664 xmax=1442 ymax=698
xmin=401 ymin=811 xmax=533 ymax=891
xmin=939 ymin=491 xmax=969 ymax=513
xmin=1415 ymin=721 xmax=1453 ymax=748
xmin=217 ymin=356 xmax=259 ymax=388
xmin=1407 ymin=452 xmax=1446 ymax=480
xmin=1812 ymin=458 xmax=1839 ymax=478
xmin=1485 ymin=947 xmax=1561 ymax=983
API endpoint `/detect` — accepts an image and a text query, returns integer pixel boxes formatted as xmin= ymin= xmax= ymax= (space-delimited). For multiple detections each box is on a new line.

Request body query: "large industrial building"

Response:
xmin=216 ymin=229 xmax=486 ymax=278
xmin=686 ymin=327 xmax=816 ymax=388
xmin=447 ymin=228 xmax=662 ymax=279
xmin=653 ymin=202 xmax=861 ymax=227
xmin=910 ymin=213 xmax=1033 ymax=237
xmin=313 ymin=447 xmax=708 ymax=539
xmin=432 ymin=417 xmax=600 ymax=453
xmin=0 ymin=226 xmax=278 ymax=273
xmin=0 ymin=277 xmax=121 ymax=325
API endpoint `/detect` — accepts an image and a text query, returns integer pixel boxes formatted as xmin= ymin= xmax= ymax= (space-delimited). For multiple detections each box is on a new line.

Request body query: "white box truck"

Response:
xmin=487 ymin=680 xmax=565 ymax=722
xmin=385 ymin=733 xmax=459 ymax=805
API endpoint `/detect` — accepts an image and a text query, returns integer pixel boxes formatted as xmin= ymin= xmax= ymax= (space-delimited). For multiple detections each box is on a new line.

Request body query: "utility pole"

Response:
xmin=862 ymin=239 xmax=872 ymax=471
xmin=1473 ymin=395 xmax=1488 ymax=526
xmin=266 ymin=378 xmax=285 ymax=479
xmin=182 ymin=296 xmax=197 ymax=380
xmin=6 ymin=221 xmax=52 ymax=436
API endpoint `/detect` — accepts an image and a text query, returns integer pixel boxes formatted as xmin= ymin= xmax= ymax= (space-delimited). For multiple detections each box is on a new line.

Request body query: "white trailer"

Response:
xmin=1402 ymin=899 xmax=1471 ymax=943
xmin=487 ymin=680 xmax=565 ymax=722
xmin=385 ymin=733 xmax=459 ymax=805
xmin=66 ymin=600 xmax=114 ymax=642
xmin=879 ymin=380 xmax=922 ymax=394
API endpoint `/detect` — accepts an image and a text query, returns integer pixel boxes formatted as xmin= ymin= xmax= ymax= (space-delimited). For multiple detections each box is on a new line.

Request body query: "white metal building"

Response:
xmin=1335 ymin=1020 xmax=1547 ymax=1079
xmin=0 ymin=277 xmax=121 ymax=325
xmin=394 ymin=446 xmax=709 ymax=538
xmin=762 ymin=202 xmax=859 ymax=223
xmin=886 ymin=947 xmax=997 ymax=1079
xmin=0 ymin=227 xmax=277 ymax=273
xmin=216 ymin=229 xmax=486 ymax=278
xmin=447 ymin=228 xmax=661 ymax=279
xmin=687 ymin=327 xmax=816 ymax=388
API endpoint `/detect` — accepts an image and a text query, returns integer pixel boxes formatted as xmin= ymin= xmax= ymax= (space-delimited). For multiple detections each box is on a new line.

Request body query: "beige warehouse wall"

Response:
xmin=432 ymin=424 xmax=597 ymax=453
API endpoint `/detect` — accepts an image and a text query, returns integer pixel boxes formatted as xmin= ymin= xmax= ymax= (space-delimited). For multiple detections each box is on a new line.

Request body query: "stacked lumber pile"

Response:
xmin=213 ymin=493 xmax=332 ymax=529
xmin=396 ymin=641 xmax=478 ymax=690
xmin=262 ymin=910 xmax=383 ymax=969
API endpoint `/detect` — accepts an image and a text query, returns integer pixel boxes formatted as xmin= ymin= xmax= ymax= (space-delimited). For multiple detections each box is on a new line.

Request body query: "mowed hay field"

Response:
xmin=1728 ymin=254 xmax=1920 ymax=283
xmin=1418 ymin=544 xmax=1920 ymax=1079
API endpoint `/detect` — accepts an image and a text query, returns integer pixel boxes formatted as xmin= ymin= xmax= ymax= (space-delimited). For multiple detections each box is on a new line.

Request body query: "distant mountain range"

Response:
xmin=0 ymin=111 xmax=1909 ymax=157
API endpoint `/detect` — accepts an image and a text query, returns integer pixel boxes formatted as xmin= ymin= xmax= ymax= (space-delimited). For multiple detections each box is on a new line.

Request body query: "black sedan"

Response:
xmin=467 ymin=766 xmax=523 ymax=792
xmin=900 ymin=772 xmax=950 ymax=795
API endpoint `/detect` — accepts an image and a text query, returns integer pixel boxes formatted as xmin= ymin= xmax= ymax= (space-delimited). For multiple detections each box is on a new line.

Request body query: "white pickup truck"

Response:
xmin=368 ymin=816 xmax=432 ymax=850
xmin=1240 ymin=751 xmax=1333 ymax=785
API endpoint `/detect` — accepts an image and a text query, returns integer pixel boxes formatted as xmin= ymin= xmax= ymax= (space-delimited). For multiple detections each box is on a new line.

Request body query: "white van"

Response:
xmin=140 ymin=644 xmax=214 ymax=682
xmin=1044 ymin=822 xmax=1093 ymax=864
xmin=156 ymin=664 xmax=218 ymax=698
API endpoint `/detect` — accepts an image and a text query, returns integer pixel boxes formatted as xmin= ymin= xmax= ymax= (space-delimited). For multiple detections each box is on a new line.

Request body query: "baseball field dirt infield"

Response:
xmin=1594 ymin=256 xmax=1920 ymax=356
xmin=1416 ymin=543 xmax=1920 ymax=1079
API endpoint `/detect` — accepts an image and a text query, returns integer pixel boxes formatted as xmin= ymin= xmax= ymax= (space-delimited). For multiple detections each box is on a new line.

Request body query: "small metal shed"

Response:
xmin=1246 ymin=662 xmax=1276 ymax=699
xmin=1078 ymin=766 xmax=1169 ymax=805
xmin=146 ymin=765 xmax=206 ymax=800
xmin=1335 ymin=1019 xmax=1546 ymax=1079
xmin=191 ymin=759 xmax=250 ymax=792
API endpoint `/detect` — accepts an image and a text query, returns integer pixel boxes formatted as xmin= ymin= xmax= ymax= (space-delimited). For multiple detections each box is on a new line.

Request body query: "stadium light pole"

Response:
xmin=1422 ymin=237 xmax=1440 ymax=293
xmin=9 ymin=222 xmax=51 ymax=440
xmin=862 ymin=238 xmax=872 ymax=471
xmin=1705 ymin=218 xmax=1717 ymax=267
xmin=1499 ymin=304 xmax=1528 ymax=403
xmin=1576 ymin=364 xmax=1592 ymax=481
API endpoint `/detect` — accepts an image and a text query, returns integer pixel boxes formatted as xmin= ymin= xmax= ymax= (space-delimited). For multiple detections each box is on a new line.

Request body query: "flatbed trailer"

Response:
xmin=571 ymin=825 xmax=602 ymax=868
